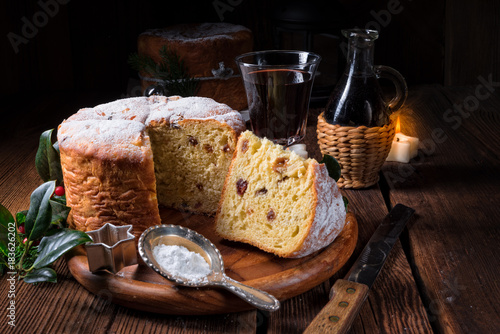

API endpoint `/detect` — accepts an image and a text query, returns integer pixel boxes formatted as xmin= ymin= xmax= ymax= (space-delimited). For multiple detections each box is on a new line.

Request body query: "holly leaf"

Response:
xmin=35 ymin=129 xmax=63 ymax=184
xmin=16 ymin=210 xmax=27 ymax=224
xmin=23 ymin=267 xmax=57 ymax=284
xmin=49 ymin=198 xmax=70 ymax=225
xmin=25 ymin=181 xmax=56 ymax=241
xmin=0 ymin=204 xmax=14 ymax=258
xmin=320 ymin=154 xmax=342 ymax=182
xmin=33 ymin=228 xmax=91 ymax=269
xmin=0 ymin=203 xmax=14 ymax=225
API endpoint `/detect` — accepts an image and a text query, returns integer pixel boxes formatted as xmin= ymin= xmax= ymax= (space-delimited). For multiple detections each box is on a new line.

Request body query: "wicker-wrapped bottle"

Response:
xmin=317 ymin=29 xmax=407 ymax=188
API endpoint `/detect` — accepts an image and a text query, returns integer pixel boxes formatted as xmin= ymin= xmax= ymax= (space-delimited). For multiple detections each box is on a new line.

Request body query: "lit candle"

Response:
xmin=395 ymin=133 xmax=419 ymax=159
xmin=386 ymin=117 xmax=419 ymax=163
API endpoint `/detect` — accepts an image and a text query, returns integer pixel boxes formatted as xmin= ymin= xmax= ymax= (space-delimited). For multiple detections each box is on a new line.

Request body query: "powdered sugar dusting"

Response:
xmin=153 ymin=244 xmax=211 ymax=281
xmin=146 ymin=96 xmax=244 ymax=128
xmin=210 ymin=112 xmax=246 ymax=134
xmin=60 ymin=95 xmax=245 ymax=160
xmin=58 ymin=120 xmax=150 ymax=161
xmin=66 ymin=97 xmax=155 ymax=123
xmin=142 ymin=23 xmax=250 ymax=42
xmin=289 ymin=163 xmax=346 ymax=258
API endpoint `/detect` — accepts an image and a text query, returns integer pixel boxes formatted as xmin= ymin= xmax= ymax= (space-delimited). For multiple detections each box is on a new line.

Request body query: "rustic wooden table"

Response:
xmin=1 ymin=84 xmax=499 ymax=333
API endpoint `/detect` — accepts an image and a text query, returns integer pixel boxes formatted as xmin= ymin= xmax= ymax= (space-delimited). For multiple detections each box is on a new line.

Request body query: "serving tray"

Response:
xmin=66 ymin=209 xmax=357 ymax=315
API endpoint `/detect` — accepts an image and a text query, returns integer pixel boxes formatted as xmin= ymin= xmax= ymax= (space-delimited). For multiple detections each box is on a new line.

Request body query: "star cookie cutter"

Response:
xmin=85 ymin=223 xmax=137 ymax=273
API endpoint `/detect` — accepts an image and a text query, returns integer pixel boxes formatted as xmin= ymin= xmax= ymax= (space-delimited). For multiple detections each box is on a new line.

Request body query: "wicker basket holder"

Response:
xmin=316 ymin=112 xmax=396 ymax=189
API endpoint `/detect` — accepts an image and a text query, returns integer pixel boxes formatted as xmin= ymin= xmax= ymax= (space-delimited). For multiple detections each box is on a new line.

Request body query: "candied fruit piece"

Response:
xmin=255 ymin=188 xmax=268 ymax=196
xmin=241 ymin=139 xmax=249 ymax=153
xmin=278 ymin=176 xmax=289 ymax=183
xmin=188 ymin=136 xmax=198 ymax=146
xmin=204 ymin=144 xmax=213 ymax=153
xmin=273 ymin=158 xmax=288 ymax=174
xmin=267 ymin=209 xmax=276 ymax=221
xmin=236 ymin=179 xmax=248 ymax=196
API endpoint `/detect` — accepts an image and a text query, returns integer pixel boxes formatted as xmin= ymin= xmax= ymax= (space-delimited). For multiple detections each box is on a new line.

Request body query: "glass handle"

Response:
xmin=374 ymin=65 xmax=408 ymax=112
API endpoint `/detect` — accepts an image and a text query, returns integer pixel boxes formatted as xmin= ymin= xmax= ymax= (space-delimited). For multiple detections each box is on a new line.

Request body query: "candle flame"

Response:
xmin=395 ymin=116 xmax=401 ymax=133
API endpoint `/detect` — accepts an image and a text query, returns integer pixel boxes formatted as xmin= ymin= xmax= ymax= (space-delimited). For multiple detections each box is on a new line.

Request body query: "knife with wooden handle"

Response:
xmin=304 ymin=204 xmax=415 ymax=334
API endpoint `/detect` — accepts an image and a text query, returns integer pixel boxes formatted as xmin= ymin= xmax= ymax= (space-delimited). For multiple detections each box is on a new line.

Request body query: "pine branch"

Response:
xmin=128 ymin=46 xmax=199 ymax=97
xmin=128 ymin=53 xmax=158 ymax=77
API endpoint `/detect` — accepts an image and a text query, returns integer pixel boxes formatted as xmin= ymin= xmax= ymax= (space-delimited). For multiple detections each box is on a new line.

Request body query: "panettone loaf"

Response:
xmin=58 ymin=120 xmax=160 ymax=237
xmin=214 ymin=131 xmax=346 ymax=258
xmin=138 ymin=23 xmax=253 ymax=111
xmin=58 ymin=96 xmax=245 ymax=237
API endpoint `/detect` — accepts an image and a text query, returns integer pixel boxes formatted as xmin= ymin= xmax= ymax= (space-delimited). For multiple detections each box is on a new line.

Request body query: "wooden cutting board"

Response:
xmin=66 ymin=209 xmax=358 ymax=315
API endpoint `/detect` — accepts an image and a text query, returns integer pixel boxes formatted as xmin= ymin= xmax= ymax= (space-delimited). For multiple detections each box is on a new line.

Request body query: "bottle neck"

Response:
xmin=345 ymin=37 xmax=375 ymax=76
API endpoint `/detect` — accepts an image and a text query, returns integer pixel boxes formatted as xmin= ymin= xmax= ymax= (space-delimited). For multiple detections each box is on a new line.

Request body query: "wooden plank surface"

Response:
xmin=382 ymin=85 xmax=500 ymax=333
xmin=2 ymin=86 xmax=498 ymax=333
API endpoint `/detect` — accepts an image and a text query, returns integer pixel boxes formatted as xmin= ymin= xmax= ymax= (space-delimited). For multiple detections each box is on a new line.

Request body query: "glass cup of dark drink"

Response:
xmin=235 ymin=50 xmax=321 ymax=146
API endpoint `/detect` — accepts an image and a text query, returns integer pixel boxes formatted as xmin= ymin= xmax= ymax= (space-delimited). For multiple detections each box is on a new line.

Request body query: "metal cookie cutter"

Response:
xmin=85 ymin=223 xmax=137 ymax=273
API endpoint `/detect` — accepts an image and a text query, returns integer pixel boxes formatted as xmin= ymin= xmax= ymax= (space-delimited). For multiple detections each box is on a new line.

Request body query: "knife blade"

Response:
xmin=303 ymin=204 xmax=415 ymax=334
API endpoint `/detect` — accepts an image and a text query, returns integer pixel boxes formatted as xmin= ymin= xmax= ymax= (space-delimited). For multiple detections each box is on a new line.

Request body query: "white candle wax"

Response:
xmin=395 ymin=133 xmax=419 ymax=158
xmin=386 ymin=138 xmax=411 ymax=163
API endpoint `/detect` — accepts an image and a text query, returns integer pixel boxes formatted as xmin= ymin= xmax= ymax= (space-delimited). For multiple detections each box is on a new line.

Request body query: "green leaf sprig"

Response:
xmin=0 ymin=129 xmax=92 ymax=284
xmin=320 ymin=154 xmax=349 ymax=210
xmin=35 ymin=129 xmax=63 ymax=183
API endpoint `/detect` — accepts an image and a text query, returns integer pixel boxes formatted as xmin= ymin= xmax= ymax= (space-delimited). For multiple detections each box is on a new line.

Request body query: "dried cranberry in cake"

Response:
xmin=236 ymin=179 xmax=248 ymax=196
xmin=241 ymin=139 xmax=249 ymax=153
xmin=267 ymin=209 xmax=276 ymax=221
xmin=188 ymin=136 xmax=198 ymax=146
xmin=273 ymin=158 xmax=288 ymax=174
xmin=196 ymin=183 xmax=203 ymax=191
xmin=203 ymin=144 xmax=213 ymax=153
xmin=255 ymin=188 xmax=268 ymax=196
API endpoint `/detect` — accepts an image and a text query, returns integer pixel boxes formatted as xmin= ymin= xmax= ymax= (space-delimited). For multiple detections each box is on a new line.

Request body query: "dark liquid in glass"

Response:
xmin=243 ymin=69 xmax=312 ymax=146
xmin=324 ymin=74 xmax=389 ymax=127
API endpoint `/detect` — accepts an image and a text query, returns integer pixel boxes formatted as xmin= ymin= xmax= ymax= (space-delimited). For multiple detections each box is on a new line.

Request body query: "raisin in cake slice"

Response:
xmin=215 ymin=130 xmax=347 ymax=258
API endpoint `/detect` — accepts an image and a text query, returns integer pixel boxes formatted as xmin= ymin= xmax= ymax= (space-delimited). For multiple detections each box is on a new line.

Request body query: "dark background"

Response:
xmin=1 ymin=0 xmax=499 ymax=102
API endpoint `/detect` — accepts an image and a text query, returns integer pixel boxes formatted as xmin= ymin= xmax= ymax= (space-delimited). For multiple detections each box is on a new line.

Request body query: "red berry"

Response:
xmin=18 ymin=224 xmax=25 ymax=234
xmin=55 ymin=186 xmax=65 ymax=196
xmin=23 ymin=237 xmax=28 ymax=244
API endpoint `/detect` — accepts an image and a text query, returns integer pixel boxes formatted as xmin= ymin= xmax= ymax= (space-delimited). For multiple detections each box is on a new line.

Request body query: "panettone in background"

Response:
xmin=135 ymin=23 xmax=253 ymax=111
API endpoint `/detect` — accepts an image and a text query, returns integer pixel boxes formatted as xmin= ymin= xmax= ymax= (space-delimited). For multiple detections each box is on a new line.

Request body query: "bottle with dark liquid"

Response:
xmin=325 ymin=29 xmax=407 ymax=127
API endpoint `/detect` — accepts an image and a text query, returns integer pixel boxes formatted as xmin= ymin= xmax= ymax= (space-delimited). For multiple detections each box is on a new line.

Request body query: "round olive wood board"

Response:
xmin=66 ymin=209 xmax=358 ymax=315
